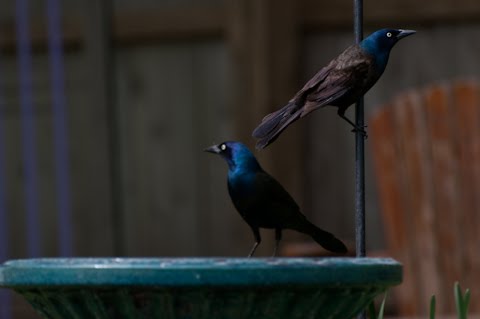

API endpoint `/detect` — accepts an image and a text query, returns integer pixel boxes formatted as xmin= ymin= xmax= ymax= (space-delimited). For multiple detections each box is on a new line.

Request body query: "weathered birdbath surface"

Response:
xmin=0 ymin=257 xmax=401 ymax=319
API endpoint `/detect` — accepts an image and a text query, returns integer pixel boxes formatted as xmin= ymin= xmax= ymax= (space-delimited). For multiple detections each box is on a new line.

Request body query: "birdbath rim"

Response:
xmin=0 ymin=257 xmax=402 ymax=288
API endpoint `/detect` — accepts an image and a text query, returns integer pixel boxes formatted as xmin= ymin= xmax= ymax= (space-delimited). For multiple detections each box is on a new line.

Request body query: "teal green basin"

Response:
xmin=0 ymin=257 xmax=401 ymax=319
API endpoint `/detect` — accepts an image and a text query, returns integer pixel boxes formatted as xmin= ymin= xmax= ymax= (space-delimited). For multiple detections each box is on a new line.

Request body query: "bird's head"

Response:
xmin=360 ymin=29 xmax=415 ymax=67
xmin=361 ymin=29 xmax=416 ymax=53
xmin=204 ymin=141 xmax=261 ymax=172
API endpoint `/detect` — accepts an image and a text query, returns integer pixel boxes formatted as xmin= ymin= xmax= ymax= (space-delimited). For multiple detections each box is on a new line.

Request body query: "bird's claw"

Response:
xmin=351 ymin=125 xmax=368 ymax=139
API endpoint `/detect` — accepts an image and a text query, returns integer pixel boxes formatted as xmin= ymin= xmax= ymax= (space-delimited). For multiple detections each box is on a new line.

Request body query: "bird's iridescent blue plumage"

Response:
xmin=221 ymin=142 xmax=260 ymax=197
xmin=205 ymin=141 xmax=347 ymax=257
xmin=252 ymin=28 xmax=416 ymax=149
xmin=360 ymin=28 xmax=415 ymax=73
xmin=221 ymin=142 xmax=261 ymax=174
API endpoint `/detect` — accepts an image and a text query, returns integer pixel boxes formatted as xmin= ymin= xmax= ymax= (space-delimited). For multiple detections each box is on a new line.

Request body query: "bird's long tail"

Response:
xmin=301 ymin=221 xmax=348 ymax=253
xmin=252 ymin=101 xmax=302 ymax=149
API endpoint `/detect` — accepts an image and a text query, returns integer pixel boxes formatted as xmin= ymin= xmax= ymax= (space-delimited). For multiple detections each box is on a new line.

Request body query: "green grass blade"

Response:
xmin=429 ymin=295 xmax=436 ymax=319
xmin=377 ymin=294 xmax=387 ymax=319
xmin=454 ymin=282 xmax=463 ymax=319
xmin=454 ymin=282 xmax=471 ymax=319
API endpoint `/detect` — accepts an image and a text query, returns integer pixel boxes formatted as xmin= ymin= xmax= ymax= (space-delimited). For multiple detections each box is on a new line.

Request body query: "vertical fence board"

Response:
xmin=16 ymin=0 xmax=41 ymax=258
xmin=71 ymin=1 xmax=116 ymax=256
xmin=393 ymin=92 xmax=440 ymax=312
xmin=451 ymin=81 xmax=480 ymax=313
xmin=424 ymin=85 xmax=464 ymax=314
xmin=116 ymin=42 xmax=237 ymax=256
xmin=46 ymin=0 xmax=73 ymax=257
xmin=118 ymin=46 xmax=199 ymax=256
xmin=227 ymin=0 xmax=306 ymax=254
xmin=190 ymin=43 xmax=241 ymax=256
xmin=371 ymin=82 xmax=480 ymax=316
xmin=2 ymin=115 xmax=27 ymax=261
xmin=0 ymin=43 xmax=12 ymax=319
xmin=370 ymin=105 xmax=417 ymax=314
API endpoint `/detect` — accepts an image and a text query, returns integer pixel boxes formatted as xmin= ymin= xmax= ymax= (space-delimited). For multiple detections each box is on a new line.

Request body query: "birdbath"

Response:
xmin=0 ymin=257 xmax=401 ymax=319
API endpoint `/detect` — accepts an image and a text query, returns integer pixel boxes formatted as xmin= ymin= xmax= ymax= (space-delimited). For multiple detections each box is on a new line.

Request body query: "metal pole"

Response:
xmin=354 ymin=0 xmax=365 ymax=260
xmin=354 ymin=0 xmax=366 ymax=317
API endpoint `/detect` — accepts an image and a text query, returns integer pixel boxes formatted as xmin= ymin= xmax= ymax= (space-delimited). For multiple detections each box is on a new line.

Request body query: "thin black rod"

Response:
xmin=355 ymin=102 xmax=366 ymax=258
xmin=354 ymin=0 xmax=365 ymax=259
xmin=354 ymin=0 xmax=366 ymax=318
xmin=354 ymin=0 xmax=363 ymax=43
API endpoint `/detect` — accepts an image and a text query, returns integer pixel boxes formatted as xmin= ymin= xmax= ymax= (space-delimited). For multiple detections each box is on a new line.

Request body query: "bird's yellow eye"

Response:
xmin=220 ymin=144 xmax=227 ymax=151
xmin=386 ymin=32 xmax=392 ymax=38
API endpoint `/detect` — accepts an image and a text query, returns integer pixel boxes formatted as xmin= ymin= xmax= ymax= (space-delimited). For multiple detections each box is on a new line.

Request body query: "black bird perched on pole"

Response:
xmin=252 ymin=28 xmax=416 ymax=149
xmin=205 ymin=141 xmax=347 ymax=257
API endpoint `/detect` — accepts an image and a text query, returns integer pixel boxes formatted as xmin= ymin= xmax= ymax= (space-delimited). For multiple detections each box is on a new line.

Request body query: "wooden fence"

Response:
xmin=371 ymin=81 xmax=480 ymax=316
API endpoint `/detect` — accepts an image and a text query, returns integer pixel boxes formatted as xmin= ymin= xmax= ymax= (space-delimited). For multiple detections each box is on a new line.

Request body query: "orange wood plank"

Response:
xmin=451 ymin=81 xmax=480 ymax=313
xmin=370 ymin=105 xmax=418 ymax=315
xmin=370 ymin=106 xmax=407 ymax=252
xmin=371 ymin=83 xmax=480 ymax=316
xmin=424 ymin=84 xmax=464 ymax=314
xmin=393 ymin=92 xmax=441 ymax=314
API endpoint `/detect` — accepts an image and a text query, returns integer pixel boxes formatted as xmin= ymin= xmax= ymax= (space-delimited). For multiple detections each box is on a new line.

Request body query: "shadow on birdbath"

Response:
xmin=0 ymin=257 xmax=401 ymax=319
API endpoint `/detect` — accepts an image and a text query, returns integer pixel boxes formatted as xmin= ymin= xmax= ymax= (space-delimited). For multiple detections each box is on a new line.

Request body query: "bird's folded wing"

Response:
xmin=254 ymin=172 xmax=301 ymax=213
xmin=295 ymin=44 xmax=373 ymax=113
xmin=301 ymin=59 xmax=372 ymax=116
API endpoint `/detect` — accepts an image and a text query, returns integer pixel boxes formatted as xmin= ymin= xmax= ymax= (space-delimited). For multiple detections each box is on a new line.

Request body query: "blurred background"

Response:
xmin=1 ymin=0 xmax=480 ymax=317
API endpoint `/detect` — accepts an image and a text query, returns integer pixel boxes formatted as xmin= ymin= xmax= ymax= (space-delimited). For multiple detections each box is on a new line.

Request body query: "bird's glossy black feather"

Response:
xmin=252 ymin=28 xmax=415 ymax=149
xmin=205 ymin=141 xmax=347 ymax=256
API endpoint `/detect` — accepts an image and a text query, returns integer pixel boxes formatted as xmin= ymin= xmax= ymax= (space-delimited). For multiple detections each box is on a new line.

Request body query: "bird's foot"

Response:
xmin=351 ymin=125 xmax=368 ymax=139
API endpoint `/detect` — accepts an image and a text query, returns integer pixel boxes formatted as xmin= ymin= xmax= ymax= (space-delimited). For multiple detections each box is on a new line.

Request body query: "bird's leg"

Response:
xmin=337 ymin=108 xmax=368 ymax=138
xmin=272 ymin=228 xmax=282 ymax=257
xmin=248 ymin=228 xmax=261 ymax=258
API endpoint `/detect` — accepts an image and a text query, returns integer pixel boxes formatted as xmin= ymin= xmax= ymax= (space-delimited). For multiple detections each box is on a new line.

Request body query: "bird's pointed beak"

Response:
xmin=204 ymin=144 xmax=221 ymax=154
xmin=396 ymin=29 xmax=416 ymax=40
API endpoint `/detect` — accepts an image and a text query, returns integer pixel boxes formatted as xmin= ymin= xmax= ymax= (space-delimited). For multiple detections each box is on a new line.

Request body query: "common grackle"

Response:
xmin=252 ymin=28 xmax=416 ymax=149
xmin=205 ymin=141 xmax=347 ymax=257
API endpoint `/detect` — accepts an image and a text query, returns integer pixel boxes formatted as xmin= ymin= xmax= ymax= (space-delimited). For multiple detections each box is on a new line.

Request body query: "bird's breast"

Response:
xmin=227 ymin=173 xmax=256 ymax=198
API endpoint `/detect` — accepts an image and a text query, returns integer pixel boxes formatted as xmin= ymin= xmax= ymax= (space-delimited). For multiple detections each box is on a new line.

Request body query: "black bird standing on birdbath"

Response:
xmin=205 ymin=141 xmax=347 ymax=257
